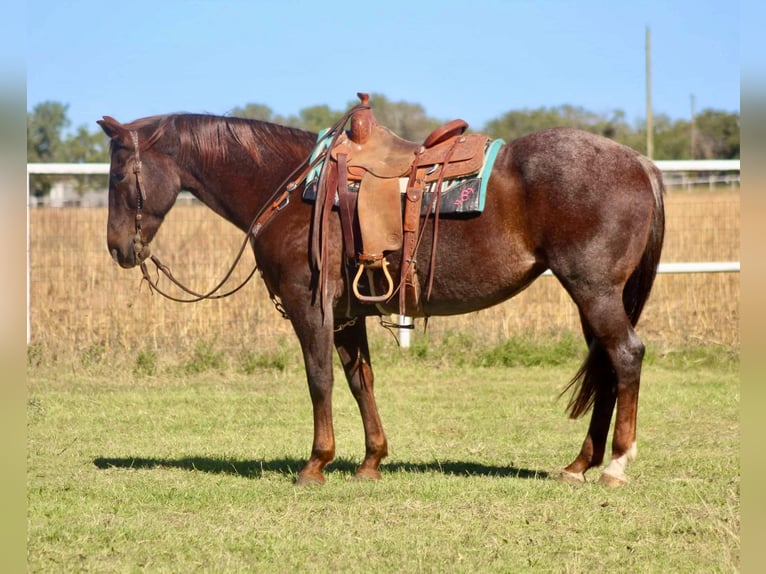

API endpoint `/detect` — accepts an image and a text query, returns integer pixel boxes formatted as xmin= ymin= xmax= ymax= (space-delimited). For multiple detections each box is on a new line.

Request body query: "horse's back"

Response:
xmin=503 ymin=127 xmax=652 ymax=192
xmin=496 ymin=127 xmax=657 ymax=225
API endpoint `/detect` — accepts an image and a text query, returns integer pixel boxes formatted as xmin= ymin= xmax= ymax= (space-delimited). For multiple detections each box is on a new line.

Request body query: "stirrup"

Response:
xmin=352 ymin=260 xmax=394 ymax=303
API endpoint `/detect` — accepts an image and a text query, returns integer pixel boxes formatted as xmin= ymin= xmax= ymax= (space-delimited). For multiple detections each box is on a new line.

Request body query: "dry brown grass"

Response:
xmin=28 ymin=187 xmax=739 ymax=355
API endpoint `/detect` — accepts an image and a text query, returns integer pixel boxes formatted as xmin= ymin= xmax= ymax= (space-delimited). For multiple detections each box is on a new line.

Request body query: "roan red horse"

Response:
xmin=98 ymin=96 xmax=664 ymax=487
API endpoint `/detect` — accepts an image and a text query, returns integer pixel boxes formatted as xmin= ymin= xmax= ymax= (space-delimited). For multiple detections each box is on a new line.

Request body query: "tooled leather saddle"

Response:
xmin=311 ymin=93 xmax=490 ymax=317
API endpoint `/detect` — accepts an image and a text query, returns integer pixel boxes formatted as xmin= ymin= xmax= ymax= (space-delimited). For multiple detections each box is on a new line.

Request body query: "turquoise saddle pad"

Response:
xmin=302 ymin=132 xmax=504 ymax=216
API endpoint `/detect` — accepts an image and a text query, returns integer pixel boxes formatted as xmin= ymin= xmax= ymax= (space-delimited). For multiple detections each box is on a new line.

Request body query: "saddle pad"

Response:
xmin=303 ymin=137 xmax=504 ymax=216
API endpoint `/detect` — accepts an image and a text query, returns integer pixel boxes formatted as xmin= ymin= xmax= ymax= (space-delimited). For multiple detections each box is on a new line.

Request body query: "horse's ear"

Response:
xmin=97 ymin=116 xmax=125 ymax=140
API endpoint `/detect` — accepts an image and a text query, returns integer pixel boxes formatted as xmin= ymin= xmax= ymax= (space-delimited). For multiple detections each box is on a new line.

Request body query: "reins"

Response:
xmin=133 ymin=105 xmax=369 ymax=304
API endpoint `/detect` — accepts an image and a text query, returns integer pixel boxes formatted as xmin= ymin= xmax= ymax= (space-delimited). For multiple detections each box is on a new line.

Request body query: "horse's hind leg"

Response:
xmin=334 ymin=318 xmax=388 ymax=480
xmin=599 ymin=325 xmax=643 ymax=487
xmin=560 ymin=330 xmax=617 ymax=484
xmin=563 ymin=290 xmax=644 ymax=486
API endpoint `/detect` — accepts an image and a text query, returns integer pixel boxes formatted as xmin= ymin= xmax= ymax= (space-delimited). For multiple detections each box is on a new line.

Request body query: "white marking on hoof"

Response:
xmin=601 ymin=442 xmax=637 ymax=487
xmin=558 ymin=469 xmax=585 ymax=484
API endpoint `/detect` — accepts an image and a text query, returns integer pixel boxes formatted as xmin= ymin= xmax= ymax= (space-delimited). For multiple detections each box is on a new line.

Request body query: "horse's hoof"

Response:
xmin=295 ymin=472 xmax=325 ymax=487
xmin=599 ymin=472 xmax=628 ymax=488
xmin=557 ymin=469 xmax=585 ymax=484
xmin=353 ymin=467 xmax=382 ymax=481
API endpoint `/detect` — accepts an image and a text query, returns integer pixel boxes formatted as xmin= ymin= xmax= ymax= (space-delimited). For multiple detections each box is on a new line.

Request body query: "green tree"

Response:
xmin=287 ymin=105 xmax=343 ymax=133
xmin=363 ymin=94 xmax=441 ymax=141
xmin=483 ymin=104 xmax=636 ymax=144
xmin=27 ymin=101 xmax=70 ymax=197
xmin=63 ymin=125 xmax=110 ymax=195
xmin=27 ymin=100 xmax=69 ymax=162
xmin=229 ymin=102 xmax=343 ymax=132
xmin=63 ymin=125 xmax=109 ymax=163
xmin=653 ymin=114 xmax=692 ymax=159
xmin=228 ymin=103 xmax=278 ymax=122
xmin=693 ymin=109 xmax=739 ymax=159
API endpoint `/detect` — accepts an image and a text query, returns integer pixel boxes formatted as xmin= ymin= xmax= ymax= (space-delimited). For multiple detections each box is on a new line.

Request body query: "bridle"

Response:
xmin=129 ymin=131 xmax=148 ymax=259
xmin=128 ymin=128 xmax=289 ymax=304
xmin=125 ymin=123 xmax=336 ymax=305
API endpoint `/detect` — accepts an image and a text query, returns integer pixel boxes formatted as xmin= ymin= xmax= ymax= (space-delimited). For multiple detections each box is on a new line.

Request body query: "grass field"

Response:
xmin=27 ymin=340 xmax=739 ymax=572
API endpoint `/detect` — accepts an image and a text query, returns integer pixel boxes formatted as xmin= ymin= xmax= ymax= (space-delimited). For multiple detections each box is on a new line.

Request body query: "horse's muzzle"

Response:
xmin=110 ymin=240 xmax=151 ymax=269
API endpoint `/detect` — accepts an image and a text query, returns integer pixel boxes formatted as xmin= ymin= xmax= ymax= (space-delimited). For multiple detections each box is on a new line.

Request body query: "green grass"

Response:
xmin=27 ymin=339 xmax=739 ymax=572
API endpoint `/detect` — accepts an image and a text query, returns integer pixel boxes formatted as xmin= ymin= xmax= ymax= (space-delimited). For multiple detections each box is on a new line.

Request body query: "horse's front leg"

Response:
xmin=289 ymin=305 xmax=337 ymax=486
xmin=334 ymin=317 xmax=388 ymax=480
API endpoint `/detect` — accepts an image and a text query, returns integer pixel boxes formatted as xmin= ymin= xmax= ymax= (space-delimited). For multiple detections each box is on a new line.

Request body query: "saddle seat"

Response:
xmin=322 ymin=93 xmax=490 ymax=313
xmin=330 ymin=101 xmax=487 ymax=182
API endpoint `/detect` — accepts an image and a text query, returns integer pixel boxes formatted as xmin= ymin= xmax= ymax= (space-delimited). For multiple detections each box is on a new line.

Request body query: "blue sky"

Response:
xmin=27 ymin=0 xmax=739 ymax=135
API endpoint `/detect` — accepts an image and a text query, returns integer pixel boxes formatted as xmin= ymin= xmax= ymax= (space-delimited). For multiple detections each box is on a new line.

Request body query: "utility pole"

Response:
xmin=645 ymin=26 xmax=653 ymax=159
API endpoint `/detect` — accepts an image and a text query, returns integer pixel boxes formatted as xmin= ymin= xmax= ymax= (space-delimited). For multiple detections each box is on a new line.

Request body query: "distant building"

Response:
xmin=36 ymin=179 xmax=108 ymax=207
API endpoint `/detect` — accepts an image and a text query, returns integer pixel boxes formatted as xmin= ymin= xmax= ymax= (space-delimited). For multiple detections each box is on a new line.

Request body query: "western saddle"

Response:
xmin=312 ymin=93 xmax=489 ymax=317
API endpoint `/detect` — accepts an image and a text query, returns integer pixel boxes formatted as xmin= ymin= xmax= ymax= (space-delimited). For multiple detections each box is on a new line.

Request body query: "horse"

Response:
xmin=98 ymin=106 xmax=664 ymax=488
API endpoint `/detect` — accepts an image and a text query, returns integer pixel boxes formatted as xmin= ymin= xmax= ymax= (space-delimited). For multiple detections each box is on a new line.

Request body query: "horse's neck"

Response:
xmin=180 ymin=141 xmax=309 ymax=232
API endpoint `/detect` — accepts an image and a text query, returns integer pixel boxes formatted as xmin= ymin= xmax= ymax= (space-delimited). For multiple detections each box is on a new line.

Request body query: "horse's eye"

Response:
xmin=113 ymin=173 xmax=125 ymax=182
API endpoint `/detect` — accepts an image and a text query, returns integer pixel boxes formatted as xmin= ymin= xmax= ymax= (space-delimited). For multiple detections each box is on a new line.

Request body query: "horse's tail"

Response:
xmin=565 ymin=155 xmax=666 ymax=419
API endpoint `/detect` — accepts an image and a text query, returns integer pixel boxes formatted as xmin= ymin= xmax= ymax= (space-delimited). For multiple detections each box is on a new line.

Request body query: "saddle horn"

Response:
xmin=349 ymin=93 xmax=376 ymax=145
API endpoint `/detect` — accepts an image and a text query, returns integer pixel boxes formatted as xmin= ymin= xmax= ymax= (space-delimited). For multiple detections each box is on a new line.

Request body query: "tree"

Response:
xmin=27 ymin=101 xmax=70 ymax=197
xmin=288 ymin=105 xmax=343 ymax=133
xmin=483 ymin=104 xmax=637 ymax=145
xmin=228 ymin=103 xmax=278 ymax=122
xmin=63 ymin=125 xmax=109 ymax=163
xmin=653 ymin=114 xmax=692 ymax=159
xmin=693 ymin=109 xmax=739 ymax=159
xmin=363 ymin=94 xmax=441 ymax=141
xmin=27 ymin=101 xmax=69 ymax=162
xmin=63 ymin=125 xmax=111 ymax=195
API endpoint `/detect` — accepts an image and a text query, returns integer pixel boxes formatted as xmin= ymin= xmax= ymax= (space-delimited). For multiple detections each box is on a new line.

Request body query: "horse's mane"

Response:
xmin=125 ymin=113 xmax=317 ymax=168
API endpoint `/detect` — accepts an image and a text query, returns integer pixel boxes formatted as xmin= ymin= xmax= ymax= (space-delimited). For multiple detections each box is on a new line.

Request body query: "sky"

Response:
xmin=26 ymin=0 xmax=739 ymax=135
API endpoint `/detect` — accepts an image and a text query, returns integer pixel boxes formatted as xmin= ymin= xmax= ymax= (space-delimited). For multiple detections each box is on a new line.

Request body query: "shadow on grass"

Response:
xmin=93 ymin=456 xmax=548 ymax=481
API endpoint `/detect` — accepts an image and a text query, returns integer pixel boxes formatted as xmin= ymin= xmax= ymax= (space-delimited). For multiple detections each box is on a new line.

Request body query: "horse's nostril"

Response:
xmin=110 ymin=249 xmax=119 ymax=263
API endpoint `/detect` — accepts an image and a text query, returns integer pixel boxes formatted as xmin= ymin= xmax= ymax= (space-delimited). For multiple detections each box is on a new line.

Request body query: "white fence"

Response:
xmin=654 ymin=159 xmax=741 ymax=190
xmin=26 ymin=160 xmax=741 ymax=345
